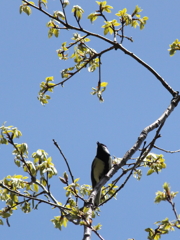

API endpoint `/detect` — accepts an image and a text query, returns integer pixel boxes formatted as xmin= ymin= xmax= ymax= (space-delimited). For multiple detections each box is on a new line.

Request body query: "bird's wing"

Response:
xmin=91 ymin=158 xmax=105 ymax=188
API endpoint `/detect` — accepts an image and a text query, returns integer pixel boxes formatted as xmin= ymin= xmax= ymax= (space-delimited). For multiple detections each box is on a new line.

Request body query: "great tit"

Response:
xmin=91 ymin=142 xmax=112 ymax=207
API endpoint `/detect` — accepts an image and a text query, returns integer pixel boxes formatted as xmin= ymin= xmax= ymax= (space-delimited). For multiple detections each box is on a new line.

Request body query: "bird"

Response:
xmin=91 ymin=142 xmax=112 ymax=207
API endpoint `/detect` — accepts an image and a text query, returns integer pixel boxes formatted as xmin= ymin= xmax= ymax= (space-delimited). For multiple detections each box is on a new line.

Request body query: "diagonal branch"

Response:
xmin=116 ymin=44 xmax=177 ymax=97
xmin=53 ymin=139 xmax=74 ymax=183
xmin=89 ymin=95 xmax=180 ymax=205
xmin=0 ymin=182 xmax=71 ymax=211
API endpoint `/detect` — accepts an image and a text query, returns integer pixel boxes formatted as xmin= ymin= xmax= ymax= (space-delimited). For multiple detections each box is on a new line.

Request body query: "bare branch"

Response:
xmin=92 ymin=229 xmax=105 ymax=240
xmin=53 ymin=139 xmax=74 ymax=183
xmin=116 ymin=44 xmax=178 ymax=97
xmin=97 ymin=55 xmax=102 ymax=90
xmin=120 ymin=96 xmax=180 ymax=167
xmin=154 ymin=145 xmax=180 ymax=153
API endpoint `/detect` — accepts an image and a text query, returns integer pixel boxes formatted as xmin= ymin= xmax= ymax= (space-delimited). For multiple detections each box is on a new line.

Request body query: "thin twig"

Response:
xmin=92 ymin=229 xmax=105 ymax=240
xmin=53 ymin=139 xmax=74 ymax=183
xmin=101 ymin=166 xmax=134 ymax=205
xmin=136 ymin=122 xmax=164 ymax=165
xmin=102 ymin=141 xmax=148 ymax=205
xmin=97 ymin=55 xmax=102 ymax=90
xmin=120 ymin=21 xmax=125 ymax=44
xmin=154 ymin=145 xmax=180 ymax=153
xmin=116 ymin=44 xmax=177 ymax=97
xmin=59 ymin=0 xmax=68 ymax=25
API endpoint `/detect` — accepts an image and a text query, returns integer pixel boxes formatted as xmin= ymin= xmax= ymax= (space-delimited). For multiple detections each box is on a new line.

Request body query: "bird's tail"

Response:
xmin=94 ymin=189 xmax=101 ymax=207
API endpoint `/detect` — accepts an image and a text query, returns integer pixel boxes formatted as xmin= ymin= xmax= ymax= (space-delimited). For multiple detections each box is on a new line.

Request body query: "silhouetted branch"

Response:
xmin=154 ymin=145 xmax=180 ymax=153
xmin=53 ymin=139 xmax=74 ymax=183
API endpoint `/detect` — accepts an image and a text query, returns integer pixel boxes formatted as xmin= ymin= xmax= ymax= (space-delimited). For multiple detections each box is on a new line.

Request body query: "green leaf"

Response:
xmin=61 ymin=216 xmax=68 ymax=227
xmin=147 ymin=168 xmax=154 ymax=176
xmin=23 ymin=6 xmax=32 ymax=16
xmin=54 ymin=11 xmax=65 ymax=20
xmin=62 ymin=0 xmax=70 ymax=8
xmin=48 ymin=28 xmax=54 ymax=38
xmin=45 ymin=76 xmax=54 ymax=82
xmin=20 ymin=5 xmax=23 ymax=14
xmin=115 ymin=8 xmax=127 ymax=17
xmin=21 ymin=202 xmax=31 ymax=213
xmin=93 ymin=223 xmax=102 ymax=231
xmin=33 ymin=183 xmax=39 ymax=192
xmin=14 ymin=160 xmax=21 ymax=167
xmin=53 ymin=29 xmax=59 ymax=38
xmin=87 ymin=13 xmax=99 ymax=23
xmin=163 ymin=182 xmax=169 ymax=191
xmin=168 ymin=39 xmax=180 ymax=56
xmin=72 ymin=5 xmax=84 ymax=20
xmin=74 ymin=178 xmax=80 ymax=183
xmin=1 ymin=212 xmax=11 ymax=218
xmin=100 ymin=82 xmax=108 ymax=87
xmin=103 ymin=5 xmax=113 ymax=13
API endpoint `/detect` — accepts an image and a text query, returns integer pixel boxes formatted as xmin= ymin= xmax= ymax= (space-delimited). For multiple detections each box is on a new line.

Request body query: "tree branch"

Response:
xmin=89 ymin=95 xmax=180 ymax=205
xmin=23 ymin=0 xmax=179 ymax=97
xmin=53 ymin=139 xmax=74 ymax=183
xmin=0 ymin=182 xmax=71 ymax=211
xmin=116 ymin=44 xmax=178 ymax=97
xmin=154 ymin=145 xmax=180 ymax=153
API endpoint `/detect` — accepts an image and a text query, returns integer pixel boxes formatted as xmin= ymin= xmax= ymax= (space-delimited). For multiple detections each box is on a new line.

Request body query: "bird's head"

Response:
xmin=96 ymin=141 xmax=110 ymax=156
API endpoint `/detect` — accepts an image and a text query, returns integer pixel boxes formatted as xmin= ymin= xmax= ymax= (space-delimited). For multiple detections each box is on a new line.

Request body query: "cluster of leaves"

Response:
xmin=38 ymin=32 xmax=102 ymax=105
xmin=91 ymin=82 xmax=108 ymax=102
xmin=132 ymin=153 xmax=166 ymax=181
xmin=145 ymin=183 xmax=179 ymax=240
xmin=38 ymin=76 xmax=55 ymax=105
xmin=19 ymin=1 xmax=148 ymax=105
xmin=47 ymin=20 xmax=60 ymax=38
xmin=0 ymin=123 xmax=118 ymax=230
xmin=19 ymin=1 xmax=34 ymax=15
xmin=154 ymin=182 xmax=178 ymax=203
xmin=72 ymin=5 xmax=84 ymax=21
xmin=88 ymin=3 xmax=148 ymax=34
xmin=0 ymin=175 xmax=31 ymax=220
xmin=88 ymin=1 xmax=113 ymax=23
xmin=145 ymin=218 xmax=178 ymax=240
xmin=0 ymin=126 xmax=57 ymax=182
xmin=100 ymin=183 xmax=117 ymax=203
xmin=168 ymin=39 xmax=180 ymax=56
xmin=115 ymin=6 xmax=148 ymax=30
xmin=144 ymin=153 xmax=166 ymax=175
xmin=0 ymin=124 xmax=57 ymax=225
xmin=57 ymin=172 xmax=118 ymax=230
xmin=0 ymin=124 xmax=22 ymax=145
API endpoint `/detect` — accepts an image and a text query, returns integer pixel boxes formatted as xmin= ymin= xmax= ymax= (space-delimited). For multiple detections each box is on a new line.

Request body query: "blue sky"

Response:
xmin=1 ymin=0 xmax=180 ymax=239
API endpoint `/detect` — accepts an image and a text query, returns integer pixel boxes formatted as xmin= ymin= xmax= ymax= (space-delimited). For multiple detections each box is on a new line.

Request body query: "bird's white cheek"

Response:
xmin=102 ymin=146 xmax=110 ymax=154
